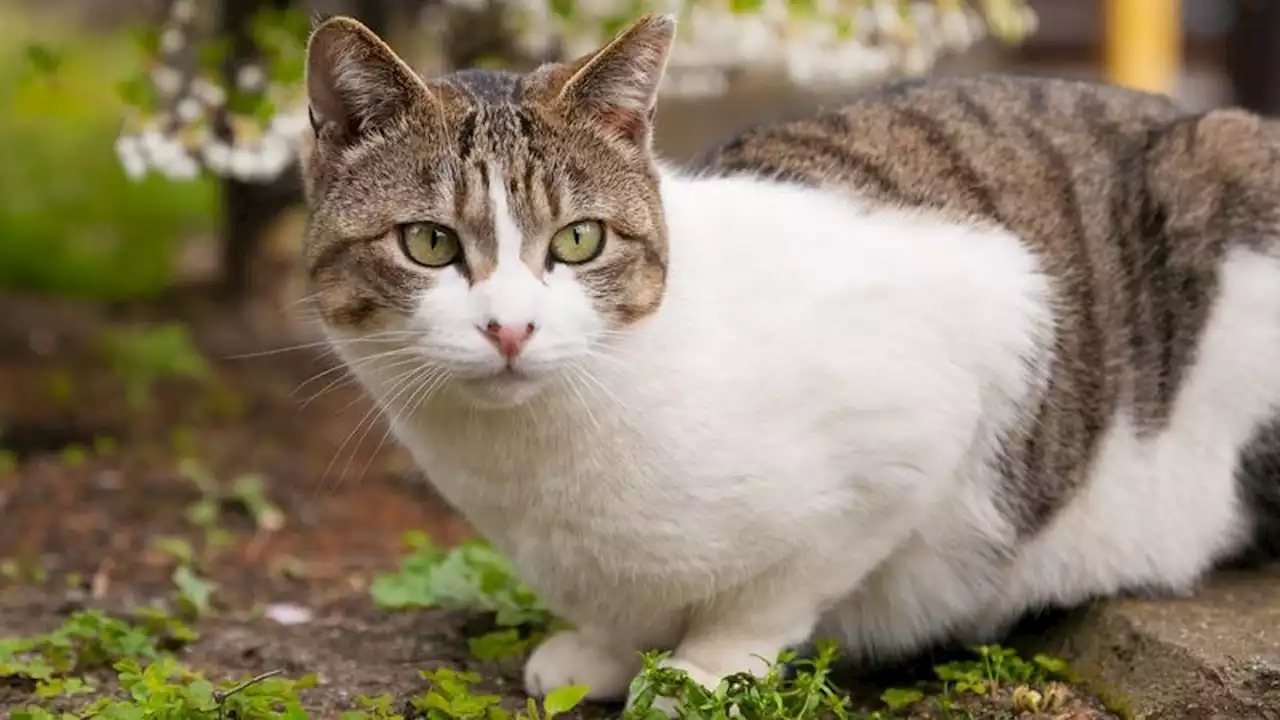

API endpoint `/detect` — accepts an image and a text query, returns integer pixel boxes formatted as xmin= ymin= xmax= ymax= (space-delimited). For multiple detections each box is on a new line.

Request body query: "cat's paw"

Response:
xmin=523 ymin=630 xmax=639 ymax=702
xmin=625 ymin=657 xmax=730 ymax=718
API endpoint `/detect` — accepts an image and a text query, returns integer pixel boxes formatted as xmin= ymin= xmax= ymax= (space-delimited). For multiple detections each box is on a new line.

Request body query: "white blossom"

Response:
xmin=151 ymin=66 xmax=183 ymax=96
xmin=191 ymin=78 xmax=227 ymax=107
xmin=115 ymin=136 xmax=148 ymax=181
xmin=113 ymin=0 xmax=1035 ymax=184
xmin=171 ymin=0 xmax=196 ymax=23
xmin=165 ymin=151 xmax=201 ymax=181
xmin=201 ymin=140 xmax=233 ymax=175
xmin=236 ymin=65 xmax=268 ymax=93
xmin=160 ymin=27 xmax=186 ymax=55
xmin=175 ymin=97 xmax=202 ymax=123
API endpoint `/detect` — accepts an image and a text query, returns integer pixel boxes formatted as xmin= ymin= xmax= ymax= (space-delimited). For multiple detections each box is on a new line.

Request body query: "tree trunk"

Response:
xmin=1226 ymin=0 xmax=1280 ymax=115
xmin=216 ymin=0 xmax=394 ymax=301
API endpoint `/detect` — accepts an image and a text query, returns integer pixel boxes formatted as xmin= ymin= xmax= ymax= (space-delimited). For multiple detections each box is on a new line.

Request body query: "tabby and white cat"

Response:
xmin=300 ymin=11 xmax=1280 ymax=708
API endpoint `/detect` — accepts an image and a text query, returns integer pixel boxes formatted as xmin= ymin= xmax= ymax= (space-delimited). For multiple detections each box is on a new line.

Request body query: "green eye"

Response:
xmin=549 ymin=220 xmax=605 ymax=265
xmin=398 ymin=222 xmax=461 ymax=268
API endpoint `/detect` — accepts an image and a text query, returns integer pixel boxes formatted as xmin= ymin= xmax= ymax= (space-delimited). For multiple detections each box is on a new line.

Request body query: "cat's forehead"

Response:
xmin=435 ymin=70 xmax=544 ymax=158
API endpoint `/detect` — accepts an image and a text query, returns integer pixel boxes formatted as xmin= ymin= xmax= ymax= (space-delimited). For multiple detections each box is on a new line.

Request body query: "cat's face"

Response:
xmin=300 ymin=14 xmax=675 ymax=408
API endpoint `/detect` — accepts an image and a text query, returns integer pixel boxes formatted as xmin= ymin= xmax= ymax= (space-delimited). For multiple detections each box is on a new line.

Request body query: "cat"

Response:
xmin=299 ymin=10 xmax=1280 ymax=710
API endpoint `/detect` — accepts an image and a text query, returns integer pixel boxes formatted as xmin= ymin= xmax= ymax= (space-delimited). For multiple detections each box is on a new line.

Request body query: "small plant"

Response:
xmin=2 ymin=608 xmax=322 ymax=718
xmin=0 ymin=608 xmax=196 ymax=691
xmin=98 ymin=323 xmax=210 ymax=410
xmin=622 ymin=640 xmax=854 ymax=720
xmin=409 ymin=667 xmax=588 ymax=720
xmin=19 ymin=659 xmax=317 ymax=718
xmin=176 ymin=458 xmax=281 ymax=568
xmin=372 ymin=532 xmax=556 ymax=661
xmin=229 ymin=473 xmax=286 ymax=532
xmin=171 ymin=564 xmax=218 ymax=619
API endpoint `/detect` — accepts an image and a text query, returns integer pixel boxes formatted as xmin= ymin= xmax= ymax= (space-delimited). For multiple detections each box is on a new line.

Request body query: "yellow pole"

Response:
xmin=1104 ymin=0 xmax=1182 ymax=95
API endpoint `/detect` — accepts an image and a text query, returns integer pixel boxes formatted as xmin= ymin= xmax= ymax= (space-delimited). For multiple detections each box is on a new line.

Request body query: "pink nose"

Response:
xmin=483 ymin=320 xmax=535 ymax=358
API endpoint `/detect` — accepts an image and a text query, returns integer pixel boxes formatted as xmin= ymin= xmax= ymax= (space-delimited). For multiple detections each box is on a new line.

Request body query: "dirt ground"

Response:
xmin=0 ymin=286 xmax=1120 ymax=719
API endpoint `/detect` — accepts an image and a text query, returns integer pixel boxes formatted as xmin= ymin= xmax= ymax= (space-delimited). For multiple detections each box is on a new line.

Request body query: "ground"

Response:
xmin=0 ymin=288 xmax=1121 ymax=719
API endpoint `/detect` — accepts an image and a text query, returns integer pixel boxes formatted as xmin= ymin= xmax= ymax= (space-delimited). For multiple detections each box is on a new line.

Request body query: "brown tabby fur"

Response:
xmin=301 ymin=15 xmax=672 ymax=330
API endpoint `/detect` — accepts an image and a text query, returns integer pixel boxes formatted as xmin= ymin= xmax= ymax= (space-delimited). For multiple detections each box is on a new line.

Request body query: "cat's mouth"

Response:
xmin=455 ymin=363 xmax=547 ymax=408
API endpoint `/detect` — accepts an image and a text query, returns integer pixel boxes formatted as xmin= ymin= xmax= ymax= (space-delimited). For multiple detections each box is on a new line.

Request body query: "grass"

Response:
xmin=1 ymin=525 xmax=1081 ymax=718
xmin=0 ymin=7 xmax=217 ymax=301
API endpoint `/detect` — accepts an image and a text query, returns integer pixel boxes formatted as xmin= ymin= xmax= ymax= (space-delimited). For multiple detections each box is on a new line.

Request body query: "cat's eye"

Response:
xmin=398 ymin=222 xmax=461 ymax=268
xmin=549 ymin=220 xmax=605 ymax=265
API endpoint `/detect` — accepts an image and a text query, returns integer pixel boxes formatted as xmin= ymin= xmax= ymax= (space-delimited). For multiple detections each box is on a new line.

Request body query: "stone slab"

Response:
xmin=1032 ymin=569 xmax=1280 ymax=720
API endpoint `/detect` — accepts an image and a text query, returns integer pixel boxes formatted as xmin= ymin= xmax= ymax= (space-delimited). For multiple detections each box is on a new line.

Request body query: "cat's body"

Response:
xmin=300 ymin=14 xmax=1280 ymax=706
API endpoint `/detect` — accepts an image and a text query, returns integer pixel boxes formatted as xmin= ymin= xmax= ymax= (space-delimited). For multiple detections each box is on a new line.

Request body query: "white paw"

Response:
xmin=523 ymin=630 xmax=639 ymax=702
xmin=625 ymin=657 xmax=733 ymax=718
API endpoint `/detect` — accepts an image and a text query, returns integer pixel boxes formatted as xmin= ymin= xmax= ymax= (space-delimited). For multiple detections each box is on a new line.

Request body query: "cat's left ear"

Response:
xmin=553 ymin=13 xmax=676 ymax=147
xmin=305 ymin=16 xmax=438 ymax=149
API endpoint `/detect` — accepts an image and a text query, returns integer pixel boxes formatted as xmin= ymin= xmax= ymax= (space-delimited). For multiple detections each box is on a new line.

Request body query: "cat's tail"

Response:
xmin=1229 ymin=419 xmax=1280 ymax=567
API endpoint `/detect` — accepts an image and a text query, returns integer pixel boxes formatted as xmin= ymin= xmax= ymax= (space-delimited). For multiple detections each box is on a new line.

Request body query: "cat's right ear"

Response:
xmin=305 ymin=16 xmax=435 ymax=148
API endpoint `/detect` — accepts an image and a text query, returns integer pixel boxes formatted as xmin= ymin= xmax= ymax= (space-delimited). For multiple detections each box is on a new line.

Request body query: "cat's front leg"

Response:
xmin=524 ymin=626 xmax=648 ymax=701
xmin=631 ymin=586 xmax=821 ymax=713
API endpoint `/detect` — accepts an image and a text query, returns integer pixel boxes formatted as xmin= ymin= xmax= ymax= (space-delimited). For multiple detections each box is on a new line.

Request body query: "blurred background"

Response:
xmin=0 ymin=0 xmax=1272 ymax=711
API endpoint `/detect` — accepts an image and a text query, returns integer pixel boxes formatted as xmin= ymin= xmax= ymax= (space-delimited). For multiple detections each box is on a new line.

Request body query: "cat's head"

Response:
xmin=300 ymin=13 xmax=675 ymax=409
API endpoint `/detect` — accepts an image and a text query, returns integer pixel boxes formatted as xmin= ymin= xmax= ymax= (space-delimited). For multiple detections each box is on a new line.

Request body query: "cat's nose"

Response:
xmin=482 ymin=320 xmax=536 ymax=358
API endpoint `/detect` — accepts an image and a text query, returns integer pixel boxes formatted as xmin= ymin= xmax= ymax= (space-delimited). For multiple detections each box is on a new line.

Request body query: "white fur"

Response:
xmin=326 ymin=166 xmax=1280 ymax=704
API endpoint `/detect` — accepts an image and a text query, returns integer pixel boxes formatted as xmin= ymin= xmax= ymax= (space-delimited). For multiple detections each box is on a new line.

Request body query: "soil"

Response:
xmin=0 ymin=287 xmax=1119 ymax=719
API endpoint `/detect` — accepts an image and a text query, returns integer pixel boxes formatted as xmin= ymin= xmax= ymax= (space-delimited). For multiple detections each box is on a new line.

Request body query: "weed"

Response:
xmin=172 ymin=565 xmax=219 ymax=619
xmin=623 ymin=641 xmax=854 ymax=720
xmin=877 ymin=644 xmax=1075 ymax=718
xmin=408 ymin=667 xmax=588 ymax=720
xmin=0 ymin=609 xmax=195 ymax=689
xmin=99 ymin=323 xmax=210 ymax=411
xmin=14 ymin=658 xmax=317 ymax=718
xmin=230 ymin=473 xmax=286 ymax=532
xmin=58 ymin=443 xmax=88 ymax=468
xmin=42 ymin=371 xmax=75 ymax=408
xmin=176 ymin=458 xmax=281 ymax=569
xmin=372 ymin=532 xmax=555 ymax=660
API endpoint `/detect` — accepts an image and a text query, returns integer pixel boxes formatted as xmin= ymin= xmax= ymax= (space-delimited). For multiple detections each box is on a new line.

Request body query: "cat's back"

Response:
xmin=696 ymin=73 xmax=1183 ymax=234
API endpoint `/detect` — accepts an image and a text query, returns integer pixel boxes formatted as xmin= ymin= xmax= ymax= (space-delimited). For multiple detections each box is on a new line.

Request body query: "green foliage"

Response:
xmin=372 ymin=532 xmax=552 ymax=631
xmin=877 ymin=644 xmax=1074 ymax=717
xmin=171 ymin=565 xmax=218 ymax=619
xmin=98 ymin=323 xmax=210 ymax=410
xmin=0 ymin=10 xmax=216 ymax=300
xmin=623 ymin=641 xmax=854 ymax=720
xmin=406 ymin=668 xmax=588 ymax=720
xmin=932 ymin=644 xmax=1065 ymax=697
xmin=13 ymin=658 xmax=317 ymax=719
xmin=0 ymin=447 xmax=18 ymax=475
xmin=877 ymin=687 xmax=923 ymax=711
xmin=0 ymin=609 xmax=195 ymax=687
xmin=177 ymin=458 xmax=283 ymax=557
xmin=2 ymin=609 xmax=318 ymax=718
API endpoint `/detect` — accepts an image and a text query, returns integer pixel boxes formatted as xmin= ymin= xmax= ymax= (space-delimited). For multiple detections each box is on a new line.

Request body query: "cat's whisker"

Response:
xmin=317 ymin=361 xmax=430 ymax=493
xmin=560 ymin=365 xmax=603 ymax=433
xmin=291 ymin=346 xmax=414 ymax=398
xmin=336 ymin=362 xmax=443 ymax=486
xmin=226 ymin=332 xmax=420 ymax=360
xmin=569 ymin=360 xmax=626 ymax=410
xmin=355 ymin=365 xmax=449 ymax=483
xmin=297 ymin=353 xmax=425 ymax=410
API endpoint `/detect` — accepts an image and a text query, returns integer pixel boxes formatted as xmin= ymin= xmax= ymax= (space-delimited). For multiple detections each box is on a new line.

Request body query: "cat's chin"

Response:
xmin=454 ymin=370 xmax=549 ymax=410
